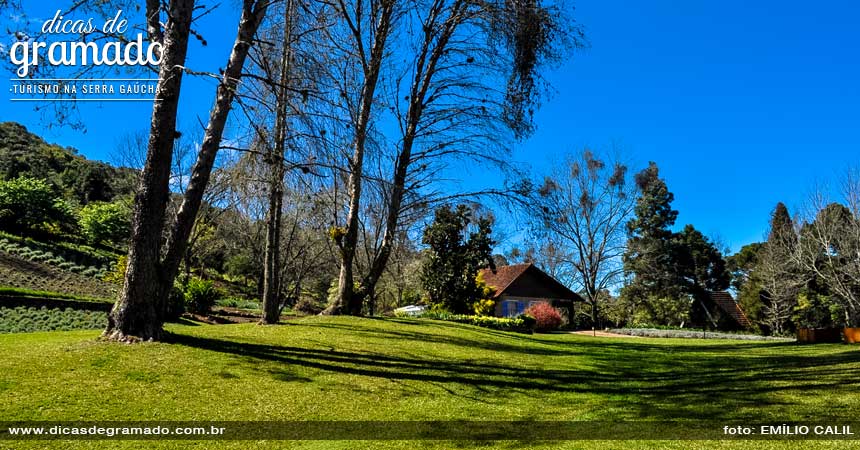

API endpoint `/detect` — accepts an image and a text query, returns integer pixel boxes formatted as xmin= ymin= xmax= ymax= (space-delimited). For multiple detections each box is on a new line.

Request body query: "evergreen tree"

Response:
xmin=622 ymin=162 xmax=683 ymax=301
xmin=676 ymin=224 xmax=731 ymax=326
xmin=676 ymin=224 xmax=730 ymax=293
xmin=421 ymin=205 xmax=496 ymax=314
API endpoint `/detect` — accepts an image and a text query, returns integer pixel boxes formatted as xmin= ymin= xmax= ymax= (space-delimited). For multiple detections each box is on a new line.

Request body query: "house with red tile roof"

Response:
xmin=478 ymin=263 xmax=585 ymax=317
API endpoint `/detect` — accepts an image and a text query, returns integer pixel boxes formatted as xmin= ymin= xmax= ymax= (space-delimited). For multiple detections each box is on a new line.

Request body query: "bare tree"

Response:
xmin=796 ymin=173 xmax=860 ymax=326
xmin=532 ymin=149 xmax=636 ymax=328
xmin=324 ymin=0 xmax=583 ymax=315
xmin=756 ymin=203 xmax=804 ymax=335
xmin=319 ymin=0 xmax=400 ymax=315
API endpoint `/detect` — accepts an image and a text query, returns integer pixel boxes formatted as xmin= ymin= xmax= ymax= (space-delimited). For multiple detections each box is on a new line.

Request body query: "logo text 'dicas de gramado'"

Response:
xmin=9 ymin=10 xmax=162 ymax=77
xmin=7 ymin=9 xmax=161 ymax=102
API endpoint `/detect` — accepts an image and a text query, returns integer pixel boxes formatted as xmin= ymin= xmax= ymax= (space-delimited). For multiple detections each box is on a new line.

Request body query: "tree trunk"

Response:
xmin=351 ymin=4 xmax=461 ymax=308
xmin=104 ymin=0 xmax=196 ymax=342
xmin=161 ymin=0 xmax=270 ymax=298
xmin=323 ymin=0 xmax=395 ymax=316
xmin=261 ymin=0 xmax=295 ymax=324
xmin=261 ymin=181 xmax=284 ymax=323
xmin=107 ymin=0 xmax=269 ymax=342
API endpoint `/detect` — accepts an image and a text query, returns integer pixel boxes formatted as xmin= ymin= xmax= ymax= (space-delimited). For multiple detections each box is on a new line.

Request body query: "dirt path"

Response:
xmin=569 ymin=330 xmax=641 ymax=338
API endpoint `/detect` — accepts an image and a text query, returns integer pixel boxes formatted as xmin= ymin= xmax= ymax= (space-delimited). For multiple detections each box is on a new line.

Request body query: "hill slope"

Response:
xmin=0 ymin=122 xmax=136 ymax=204
xmin=1 ymin=316 xmax=858 ymax=449
xmin=0 ymin=250 xmax=116 ymax=299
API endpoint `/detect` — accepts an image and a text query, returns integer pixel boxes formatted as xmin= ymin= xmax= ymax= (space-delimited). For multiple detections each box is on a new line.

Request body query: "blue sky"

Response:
xmin=2 ymin=0 xmax=859 ymax=254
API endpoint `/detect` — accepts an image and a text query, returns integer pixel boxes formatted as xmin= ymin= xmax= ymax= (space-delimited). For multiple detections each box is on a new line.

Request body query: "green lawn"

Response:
xmin=0 ymin=316 xmax=858 ymax=449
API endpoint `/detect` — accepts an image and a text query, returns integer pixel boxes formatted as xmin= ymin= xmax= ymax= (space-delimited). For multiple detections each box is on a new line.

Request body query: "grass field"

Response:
xmin=1 ymin=316 xmax=858 ymax=449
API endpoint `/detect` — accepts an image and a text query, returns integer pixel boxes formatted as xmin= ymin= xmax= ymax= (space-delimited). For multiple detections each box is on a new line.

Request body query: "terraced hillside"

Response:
xmin=0 ymin=250 xmax=117 ymax=299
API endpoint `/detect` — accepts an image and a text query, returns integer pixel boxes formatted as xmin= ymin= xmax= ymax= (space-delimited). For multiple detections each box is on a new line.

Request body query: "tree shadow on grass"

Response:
xmin=167 ymin=325 xmax=860 ymax=421
xmin=303 ymin=319 xmax=803 ymax=360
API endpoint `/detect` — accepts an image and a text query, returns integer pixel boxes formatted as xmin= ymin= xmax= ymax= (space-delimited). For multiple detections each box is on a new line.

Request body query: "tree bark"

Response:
xmin=161 ymin=0 xmax=270 ymax=297
xmin=353 ymin=1 xmax=462 ymax=308
xmin=261 ymin=0 xmax=295 ymax=324
xmin=104 ymin=0 xmax=195 ymax=343
xmin=323 ymin=0 xmax=396 ymax=316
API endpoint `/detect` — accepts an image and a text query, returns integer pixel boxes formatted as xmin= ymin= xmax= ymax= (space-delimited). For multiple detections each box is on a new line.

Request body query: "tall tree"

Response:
xmin=258 ymin=0 xmax=300 ymax=324
xmin=798 ymin=179 xmax=860 ymax=327
xmin=622 ymin=162 xmax=683 ymax=304
xmin=105 ymin=0 xmax=271 ymax=341
xmin=533 ymin=149 xmax=636 ymax=328
xmin=324 ymin=0 xmax=582 ymax=315
xmin=755 ymin=203 xmax=804 ymax=334
xmin=103 ymin=0 xmax=197 ymax=342
xmin=321 ymin=0 xmax=399 ymax=316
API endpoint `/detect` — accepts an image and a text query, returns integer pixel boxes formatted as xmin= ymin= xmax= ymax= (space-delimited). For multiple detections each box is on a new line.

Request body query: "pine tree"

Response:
xmin=622 ymin=162 xmax=683 ymax=302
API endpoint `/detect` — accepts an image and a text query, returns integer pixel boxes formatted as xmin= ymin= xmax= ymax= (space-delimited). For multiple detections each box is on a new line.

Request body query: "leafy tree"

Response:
xmin=675 ymin=224 xmax=730 ymax=326
xmin=421 ymin=205 xmax=496 ymax=314
xmin=79 ymin=201 xmax=131 ymax=245
xmin=0 ymin=176 xmax=75 ymax=233
xmin=728 ymin=242 xmax=764 ymax=330
xmin=0 ymin=122 xmax=136 ymax=204
xmin=633 ymin=295 xmax=690 ymax=327
xmin=727 ymin=242 xmax=763 ymax=291
xmin=676 ymin=225 xmax=730 ymax=292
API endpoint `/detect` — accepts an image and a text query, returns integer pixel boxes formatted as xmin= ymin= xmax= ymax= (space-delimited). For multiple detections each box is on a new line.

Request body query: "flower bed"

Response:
xmin=610 ymin=328 xmax=793 ymax=341
xmin=412 ymin=310 xmax=533 ymax=333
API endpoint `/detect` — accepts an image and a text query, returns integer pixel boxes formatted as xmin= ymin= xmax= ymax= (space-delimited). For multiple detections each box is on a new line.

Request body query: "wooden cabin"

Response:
xmin=478 ymin=263 xmax=585 ymax=317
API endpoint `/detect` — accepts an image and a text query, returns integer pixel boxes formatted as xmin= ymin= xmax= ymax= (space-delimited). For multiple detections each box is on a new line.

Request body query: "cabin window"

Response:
xmin=501 ymin=300 xmax=531 ymax=317
xmin=501 ymin=299 xmax=552 ymax=317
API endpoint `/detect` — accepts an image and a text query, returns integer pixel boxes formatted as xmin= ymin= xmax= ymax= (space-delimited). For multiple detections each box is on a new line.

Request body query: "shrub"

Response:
xmin=523 ymin=302 xmax=562 ymax=332
xmin=0 ymin=305 xmax=107 ymax=333
xmin=0 ymin=176 xmax=76 ymax=233
xmin=162 ymin=285 xmax=185 ymax=321
xmin=519 ymin=313 xmax=536 ymax=330
xmin=295 ymin=297 xmax=324 ymax=315
xmin=184 ymin=277 xmax=220 ymax=315
xmin=218 ymin=298 xmax=240 ymax=308
xmin=472 ymin=272 xmax=496 ymax=316
xmin=103 ymin=255 xmax=127 ymax=284
xmin=79 ymin=201 xmax=131 ymax=245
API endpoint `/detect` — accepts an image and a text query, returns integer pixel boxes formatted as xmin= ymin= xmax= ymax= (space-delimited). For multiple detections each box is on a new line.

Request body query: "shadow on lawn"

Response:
xmin=167 ymin=321 xmax=860 ymax=421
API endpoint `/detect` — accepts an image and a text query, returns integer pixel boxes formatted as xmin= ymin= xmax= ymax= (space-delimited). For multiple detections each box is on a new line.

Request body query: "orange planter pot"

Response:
xmin=797 ymin=328 xmax=842 ymax=343
xmin=843 ymin=328 xmax=860 ymax=344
